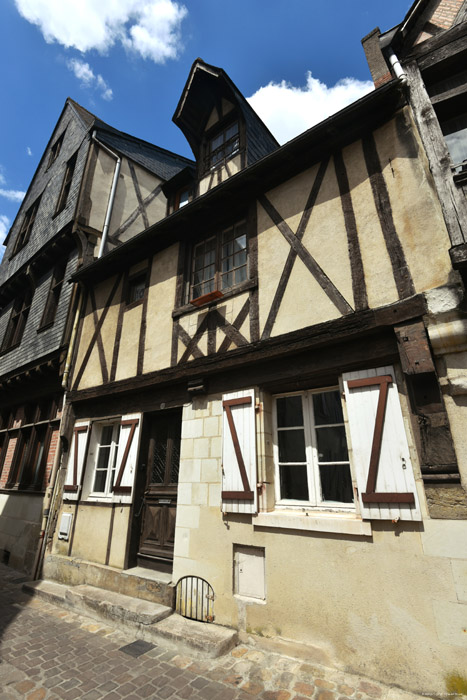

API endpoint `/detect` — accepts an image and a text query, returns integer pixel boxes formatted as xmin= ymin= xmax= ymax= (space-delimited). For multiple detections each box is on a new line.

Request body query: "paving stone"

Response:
xmin=261 ymin=692 xmax=292 ymax=700
xmin=292 ymin=682 xmax=315 ymax=697
xmin=316 ymin=691 xmax=335 ymax=700
xmin=338 ymin=685 xmax=355 ymax=695
xmin=315 ymin=678 xmax=335 ymax=690
xmin=358 ymin=681 xmax=382 ymax=697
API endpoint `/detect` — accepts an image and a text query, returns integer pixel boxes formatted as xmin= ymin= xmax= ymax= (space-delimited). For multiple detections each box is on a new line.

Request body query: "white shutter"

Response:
xmin=63 ymin=421 xmax=90 ymax=501
xmin=222 ymin=389 xmax=257 ymax=514
xmin=343 ymin=366 xmax=421 ymax=521
xmin=112 ymin=413 xmax=141 ymax=503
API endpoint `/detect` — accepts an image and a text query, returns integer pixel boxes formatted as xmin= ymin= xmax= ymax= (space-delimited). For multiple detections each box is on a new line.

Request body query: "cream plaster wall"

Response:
xmin=53 ymin=501 xmax=130 ymax=569
xmin=87 ymin=149 xmax=114 ymax=233
xmin=144 ymin=245 xmax=178 ymax=373
xmin=115 ymin=303 xmax=142 ymax=381
xmin=372 ymin=113 xmax=453 ymax=293
xmin=0 ymin=493 xmax=43 ymax=574
xmin=173 ymin=392 xmax=467 ymax=695
xmin=72 ymin=275 xmax=123 ymax=391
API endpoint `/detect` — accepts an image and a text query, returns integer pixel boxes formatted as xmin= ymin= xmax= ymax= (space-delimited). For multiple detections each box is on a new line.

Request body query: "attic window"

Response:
xmin=207 ymin=122 xmax=239 ymax=170
xmin=55 ymin=152 xmax=77 ymax=215
xmin=13 ymin=198 xmax=41 ymax=255
xmin=47 ymin=133 xmax=64 ymax=169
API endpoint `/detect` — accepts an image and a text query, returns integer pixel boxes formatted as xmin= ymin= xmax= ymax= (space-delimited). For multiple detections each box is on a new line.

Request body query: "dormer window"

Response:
xmin=47 ymin=132 xmax=64 ymax=169
xmin=207 ymin=122 xmax=239 ymax=170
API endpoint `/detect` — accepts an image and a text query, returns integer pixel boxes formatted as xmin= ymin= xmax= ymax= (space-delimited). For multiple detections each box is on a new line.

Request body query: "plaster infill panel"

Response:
xmin=373 ymin=114 xmax=452 ymax=294
xmin=70 ymin=505 xmax=111 ymax=564
xmin=115 ymin=303 xmax=142 ymax=381
xmin=143 ymin=245 xmax=178 ymax=372
xmin=343 ymin=140 xmax=399 ymax=308
xmin=87 ymin=149 xmax=115 ymax=233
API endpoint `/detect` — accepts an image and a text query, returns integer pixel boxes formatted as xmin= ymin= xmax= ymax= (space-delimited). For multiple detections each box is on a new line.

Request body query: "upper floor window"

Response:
xmin=13 ymin=198 xmax=41 ymax=254
xmin=126 ymin=270 xmax=148 ymax=306
xmin=1 ymin=288 xmax=33 ymax=352
xmin=55 ymin=152 xmax=77 ymax=215
xmin=190 ymin=220 xmax=247 ymax=302
xmin=207 ymin=122 xmax=239 ymax=170
xmin=274 ymin=389 xmax=354 ymax=510
xmin=47 ymin=132 xmax=64 ymax=169
xmin=39 ymin=258 xmax=68 ymax=330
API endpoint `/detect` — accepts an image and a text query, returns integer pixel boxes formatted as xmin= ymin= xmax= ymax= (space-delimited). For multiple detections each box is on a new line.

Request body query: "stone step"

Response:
xmin=23 ymin=580 xmax=237 ymax=658
xmin=42 ymin=554 xmax=174 ymax=607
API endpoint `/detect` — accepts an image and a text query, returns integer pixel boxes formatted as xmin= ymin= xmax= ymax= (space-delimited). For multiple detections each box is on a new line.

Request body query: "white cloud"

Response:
xmin=0 ymin=188 xmax=25 ymax=203
xmin=0 ymin=215 xmax=10 ymax=246
xmin=27 ymin=146 xmax=33 ymax=156
xmin=0 ymin=166 xmax=25 ymax=203
xmin=67 ymin=58 xmax=113 ymax=101
xmin=14 ymin=0 xmax=187 ymax=63
xmin=248 ymin=72 xmax=374 ymax=145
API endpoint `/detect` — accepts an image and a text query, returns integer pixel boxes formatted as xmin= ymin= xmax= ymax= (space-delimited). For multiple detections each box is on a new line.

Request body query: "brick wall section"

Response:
xmin=361 ymin=28 xmax=392 ymax=88
xmin=430 ymin=0 xmax=464 ymax=28
xmin=0 ymin=436 xmax=17 ymax=488
xmin=43 ymin=428 xmax=59 ymax=489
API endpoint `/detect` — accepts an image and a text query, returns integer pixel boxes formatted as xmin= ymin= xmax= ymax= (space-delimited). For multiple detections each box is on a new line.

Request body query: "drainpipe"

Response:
xmin=387 ymin=48 xmax=407 ymax=85
xmin=92 ymin=131 xmax=121 ymax=259
xmin=32 ymin=394 xmax=66 ymax=579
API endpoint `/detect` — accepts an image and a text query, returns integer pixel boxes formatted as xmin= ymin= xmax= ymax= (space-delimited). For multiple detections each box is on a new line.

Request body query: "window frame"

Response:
xmin=1 ymin=397 xmax=59 ymax=492
xmin=13 ymin=198 xmax=41 ymax=255
xmin=47 ymin=132 xmax=64 ymax=169
xmin=38 ymin=258 xmax=68 ymax=330
xmin=124 ymin=268 xmax=150 ymax=309
xmin=1 ymin=286 xmax=33 ymax=353
xmin=188 ymin=219 xmax=248 ymax=304
xmin=205 ymin=120 xmax=240 ymax=172
xmin=273 ymin=387 xmax=355 ymax=512
xmin=89 ymin=421 xmax=121 ymax=497
xmin=55 ymin=151 xmax=77 ymax=215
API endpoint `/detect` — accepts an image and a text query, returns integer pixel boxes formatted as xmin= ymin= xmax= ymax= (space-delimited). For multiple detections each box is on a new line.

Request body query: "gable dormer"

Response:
xmin=172 ymin=59 xmax=279 ymax=196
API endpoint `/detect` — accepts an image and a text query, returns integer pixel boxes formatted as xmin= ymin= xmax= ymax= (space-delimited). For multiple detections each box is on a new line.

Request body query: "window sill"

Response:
xmin=173 ymin=277 xmax=257 ymax=318
xmin=253 ymin=511 xmax=372 ymax=536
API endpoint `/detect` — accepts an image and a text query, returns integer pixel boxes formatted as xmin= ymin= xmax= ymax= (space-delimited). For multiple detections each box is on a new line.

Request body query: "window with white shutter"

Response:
xmin=77 ymin=414 xmax=141 ymax=504
xmin=63 ymin=421 xmax=90 ymax=501
xmin=222 ymin=389 xmax=257 ymax=514
xmin=343 ymin=366 xmax=421 ymax=521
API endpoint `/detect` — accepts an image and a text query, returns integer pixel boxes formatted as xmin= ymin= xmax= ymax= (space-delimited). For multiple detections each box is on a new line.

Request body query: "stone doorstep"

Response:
xmin=22 ymin=580 xmax=238 ymax=659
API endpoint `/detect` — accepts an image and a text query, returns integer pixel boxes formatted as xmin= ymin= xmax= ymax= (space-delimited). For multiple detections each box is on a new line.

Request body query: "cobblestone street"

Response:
xmin=0 ymin=564 xmax=427 ymax=700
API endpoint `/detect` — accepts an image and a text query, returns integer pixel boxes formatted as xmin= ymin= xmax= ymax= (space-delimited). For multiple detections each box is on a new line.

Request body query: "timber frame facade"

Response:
xmin=3 ymin=1 xmax=467 ymax=695
xmin=0 ymin=99 xmax=192 ymax=574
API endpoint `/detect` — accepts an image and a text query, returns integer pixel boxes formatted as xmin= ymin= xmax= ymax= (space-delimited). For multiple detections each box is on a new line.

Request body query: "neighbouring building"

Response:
xmin=5 ymin=0 xmax=467 ymax=696
xmin=0 ymin=99 xmax=192 ymax=574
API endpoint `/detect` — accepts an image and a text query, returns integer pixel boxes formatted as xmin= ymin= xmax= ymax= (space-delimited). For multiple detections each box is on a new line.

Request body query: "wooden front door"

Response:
xmin=136 ymin=409 xmax=182 ymax=572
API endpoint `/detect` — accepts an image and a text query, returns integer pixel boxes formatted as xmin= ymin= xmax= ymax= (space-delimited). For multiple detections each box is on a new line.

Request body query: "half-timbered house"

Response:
xmin=40 ymin=2 xmax=467 ymax=694
xmin=0 ymin=99 xmax=191 ymax=575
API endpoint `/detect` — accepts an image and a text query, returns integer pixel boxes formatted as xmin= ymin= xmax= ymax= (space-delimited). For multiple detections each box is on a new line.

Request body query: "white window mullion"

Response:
xmin=304 ymin=393 xmax=319 ymax=507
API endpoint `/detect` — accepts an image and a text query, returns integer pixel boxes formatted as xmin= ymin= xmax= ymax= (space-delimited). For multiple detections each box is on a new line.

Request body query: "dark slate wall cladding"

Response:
xmin=0 ymin=250 xmax=78 ymax=376
xmin=242 ymin=108 xmax=278 ymax=166
xmin=0 ymin=105 xmax=89 ymax=285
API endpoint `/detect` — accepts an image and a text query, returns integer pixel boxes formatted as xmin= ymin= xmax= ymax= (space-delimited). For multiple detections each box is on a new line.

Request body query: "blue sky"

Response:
xmin=0 ymin=0 xmax=412 ymax=249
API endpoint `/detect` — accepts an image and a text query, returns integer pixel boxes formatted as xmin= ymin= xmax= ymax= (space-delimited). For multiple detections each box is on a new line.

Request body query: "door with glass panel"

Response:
xmin=136 ymin=409 xmax=182 ymax=571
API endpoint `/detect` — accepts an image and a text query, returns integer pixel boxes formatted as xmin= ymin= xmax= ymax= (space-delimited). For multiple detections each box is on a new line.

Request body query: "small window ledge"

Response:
xmin=253 ymin=511 xmax=372 ymax=536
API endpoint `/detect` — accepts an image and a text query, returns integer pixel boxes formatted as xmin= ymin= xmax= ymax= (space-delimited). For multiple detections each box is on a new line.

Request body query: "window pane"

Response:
xmin=312 ymin=391 xmax=343 ymax=425
xmin=234 ymin=250 xmax=247 ymax=267
xmin=225 ymin=123 xmax=238 ymax=140
xmin=101 ymin=425 xmax=114 ymax=445
xmin=316 ymin=426 xmax=348 ymax=462
xmin=277 ymin=396 xmax=303 ymax=428
xmin=280 ymin=464 xmax=309 ymax=500
xmin=319 ymin=464 xmax=353 ymax=503
xmin=234 ymin=266 xmax=247 ymax=285
xmin=234 ymin=234 xmax=246 ymax=252
xmin=96 ymin=445 xmax=111 ymax=471
xmin=93 ymin=469 xmax=107 ymax=493
xmin=222 ymin=272 xmax=233 ymax=289
xmin=278 ymin=429 xmax=306 ymax=462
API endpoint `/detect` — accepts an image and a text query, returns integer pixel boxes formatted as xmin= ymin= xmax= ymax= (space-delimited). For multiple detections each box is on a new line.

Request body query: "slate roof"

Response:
xmin=68 ymin=99 xmax=193 ymax=180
